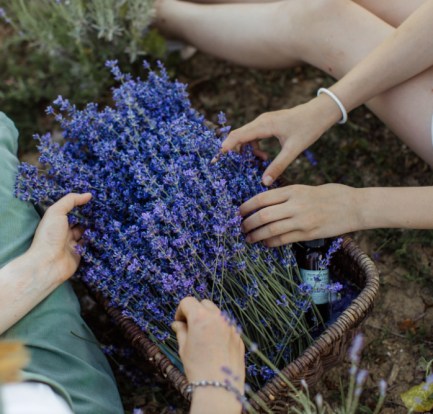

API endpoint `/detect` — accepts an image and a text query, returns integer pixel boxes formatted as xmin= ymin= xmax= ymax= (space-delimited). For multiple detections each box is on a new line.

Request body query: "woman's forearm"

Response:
xmin=330 ymin=0 xmax=433 ymax=112
xmin=356 ymin=186 xmax=433 ymax=230
xmin=0 ymin=252 xmax=61 ymax=334
xmin=190 ymin=388 xmax=242 ymax=414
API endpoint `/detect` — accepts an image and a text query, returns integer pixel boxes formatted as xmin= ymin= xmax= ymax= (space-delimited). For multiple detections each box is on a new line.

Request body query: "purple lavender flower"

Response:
xmin=319 ymin=237 xmax=343 ymax=269
xmin=275 ymin=294 xmax=288 ymax=307
xmin=356 ymin=369 xmax=368 ymax=386
xmin=349 ymin=334 xmax=364 ymax=364
xmin=0 ymin=8 xmax=12 ymax=24
xmin=352 ymin=368 xmax=368 ymax=397
xmin=260 ymin=366 xmax=275 ymax=381
xmin=298 ymin=283 xmax=313 ymax=296
xmin=303 ymin=149 xmax=318 ymax=166
xmin=217 ymin=111 xmax=227 ymax=125
xmin=423 ymin=373 xmax=433 ymax=391
xmin=379 ymin=379 xmax=387 ymax=397
xmin=326 ymin=282 xmax=343 ymax=293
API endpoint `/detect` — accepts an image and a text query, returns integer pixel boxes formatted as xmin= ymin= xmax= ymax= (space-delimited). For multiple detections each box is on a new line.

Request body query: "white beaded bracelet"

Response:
xmin=317 ymin=87 xmax=348 ymax=125
xmin=186 ymin=380 xmax=247 ymax=406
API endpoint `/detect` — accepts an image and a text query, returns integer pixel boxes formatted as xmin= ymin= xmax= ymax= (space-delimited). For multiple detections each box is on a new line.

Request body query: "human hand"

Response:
xmin=241 ymin=184 xmax=359 ymax=246
xmin=28 ymin=193 xmax=92 ymax=282
xmin=172 ymin=297 xmax=245 ymax=390
xmin=221 ymin=97 xmax=341 ymax=186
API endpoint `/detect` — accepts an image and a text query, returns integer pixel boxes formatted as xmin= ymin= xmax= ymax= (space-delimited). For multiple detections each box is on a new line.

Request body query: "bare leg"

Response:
xmin=189 ymin=0 xmax=279 ymax=3
xmin=156 ymin=0 xmax=433 ymax=166
xmin=353 ymin=0 xmax=428 ymax=26
xmin=157 ymin=0 xmax=304 ymax=67
xmin=173 ymin=0 xmax=428 ymax=27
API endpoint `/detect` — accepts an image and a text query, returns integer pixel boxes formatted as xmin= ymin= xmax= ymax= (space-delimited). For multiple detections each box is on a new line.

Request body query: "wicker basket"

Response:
xmin=99 ymin=236 xmax=379 ymax=412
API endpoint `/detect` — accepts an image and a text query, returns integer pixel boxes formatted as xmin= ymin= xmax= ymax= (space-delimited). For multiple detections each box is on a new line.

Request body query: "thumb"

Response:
xmin=221 ymin=114 xmax=274 ymax=154
xmin=261 ymin=146 xmax=294 ymax=186
xmin=50 ymin=193 xmax=92 ymax=215
xmin=172 ymin=321 xmax=188 ymax=351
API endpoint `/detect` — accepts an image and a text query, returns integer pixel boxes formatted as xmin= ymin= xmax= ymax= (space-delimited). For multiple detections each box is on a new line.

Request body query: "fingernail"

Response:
xmin=245 ymin=235 xmax=251 ymax=243
xmin=210 ymin=151 xmax=222 ymax=165
xmin=262 ymin=175 xmax=273 ymax=186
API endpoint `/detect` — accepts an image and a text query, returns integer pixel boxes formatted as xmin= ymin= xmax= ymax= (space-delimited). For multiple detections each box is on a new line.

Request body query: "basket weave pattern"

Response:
xmin=99 ymin=237 xmax=379 ymax=412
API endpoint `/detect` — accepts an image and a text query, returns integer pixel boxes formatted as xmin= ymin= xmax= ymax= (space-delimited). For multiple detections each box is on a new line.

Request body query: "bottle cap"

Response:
xmin=301 ymin=239 xmax=326 ymax=248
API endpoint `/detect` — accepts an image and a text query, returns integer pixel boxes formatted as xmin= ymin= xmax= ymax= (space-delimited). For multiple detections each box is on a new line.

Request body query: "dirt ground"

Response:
xmin=19 ymin=52 xmax=433 ymax=412
xmin=316 ymin=236 xmax=433 ymax=413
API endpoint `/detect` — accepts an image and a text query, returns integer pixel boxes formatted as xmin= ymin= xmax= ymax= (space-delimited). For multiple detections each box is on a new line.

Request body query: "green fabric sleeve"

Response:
xmin=0 ymin=112 xmax=123 ymax=414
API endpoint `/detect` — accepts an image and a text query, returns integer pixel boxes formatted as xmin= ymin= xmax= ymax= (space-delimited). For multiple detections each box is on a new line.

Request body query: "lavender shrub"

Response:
xmin=15 ymin=61 xmax=341 ymax=388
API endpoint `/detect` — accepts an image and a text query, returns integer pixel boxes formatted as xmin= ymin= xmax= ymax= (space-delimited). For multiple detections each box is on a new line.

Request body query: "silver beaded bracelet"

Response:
xmin=186 ymin=380 xmax=247 ymax=406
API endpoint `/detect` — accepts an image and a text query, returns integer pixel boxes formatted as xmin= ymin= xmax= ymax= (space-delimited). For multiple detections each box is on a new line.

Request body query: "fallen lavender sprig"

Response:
xmin=0 ymin=7 xmax=12 ymax=24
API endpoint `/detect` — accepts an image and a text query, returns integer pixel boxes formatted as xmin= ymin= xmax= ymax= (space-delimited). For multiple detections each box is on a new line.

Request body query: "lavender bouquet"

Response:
xmin=16 ymin=61 xmax=337 ymax=388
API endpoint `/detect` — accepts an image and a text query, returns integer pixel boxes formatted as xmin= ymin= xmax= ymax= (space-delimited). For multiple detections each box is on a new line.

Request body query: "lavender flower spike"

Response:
xmin=379 ymin=379 xmax=387 ymax=397
xmin=349 ymin=333 xmax=364 ymax=364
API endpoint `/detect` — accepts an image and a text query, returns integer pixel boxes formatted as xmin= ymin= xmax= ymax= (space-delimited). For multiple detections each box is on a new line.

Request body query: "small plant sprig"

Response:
xmin=3 ymin=0 xmax=160 ymax=63
xmin=0 ymin=7 xmax=12 ymax=25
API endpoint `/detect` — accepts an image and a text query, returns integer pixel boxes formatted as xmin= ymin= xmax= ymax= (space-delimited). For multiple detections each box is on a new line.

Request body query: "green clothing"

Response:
xmin=0 ymin=112 xmax=123 ymax=414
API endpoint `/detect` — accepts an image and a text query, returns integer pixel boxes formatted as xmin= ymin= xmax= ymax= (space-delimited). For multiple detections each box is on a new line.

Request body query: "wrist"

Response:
xmin=354 ymin=187 xmax=433 ymax=230
xmin=24 ymin=248 xmax=64 ymax=286
xmin=317 ymin=88 xmax=348 ymax=124
xmin=0 ymin=250 xmax=62 ymax=334
xmin=190 ymin=385 xmax=243 ymax=414
xmin=311 ymin=94 xmax=345 ymax=128
xmin=354 ymin=187 xmax=382 ymax=231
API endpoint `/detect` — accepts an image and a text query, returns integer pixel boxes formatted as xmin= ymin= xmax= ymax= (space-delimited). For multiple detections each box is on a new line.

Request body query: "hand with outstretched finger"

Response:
xmin=220 ymin=97 xmax=341 ymax=186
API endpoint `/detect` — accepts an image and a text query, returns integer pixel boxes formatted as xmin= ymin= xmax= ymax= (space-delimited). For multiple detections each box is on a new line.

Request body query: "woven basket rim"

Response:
xmin=98 ymin=235 xmax=380 ymax=405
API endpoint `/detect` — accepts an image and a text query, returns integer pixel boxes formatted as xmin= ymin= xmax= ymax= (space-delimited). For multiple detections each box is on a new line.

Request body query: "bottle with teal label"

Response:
xmin=299 ymin=267 xmax=329 ymax=305
xmin=295 ymin=238 xmax=330 ymax=331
